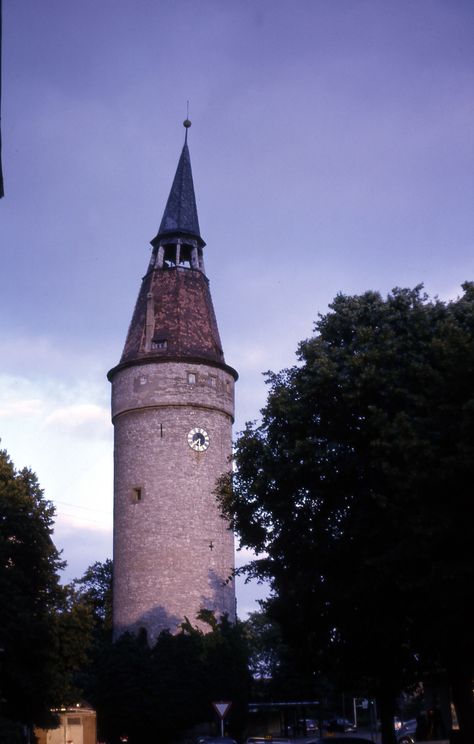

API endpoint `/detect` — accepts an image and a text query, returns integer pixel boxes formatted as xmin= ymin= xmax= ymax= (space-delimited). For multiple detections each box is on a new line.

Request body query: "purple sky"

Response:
xmin=1 ymin=1 xmax=473 ymax=617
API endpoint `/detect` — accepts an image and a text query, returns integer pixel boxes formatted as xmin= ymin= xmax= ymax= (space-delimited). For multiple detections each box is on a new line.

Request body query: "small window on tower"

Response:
xmin=188 ymin=372 xmax=196 ymax=384
xmin=131 ymin=487 xmax=143 ymax=503
xmin=209 ymin=375 xmax=217 ymax=388
xmin=151 ymin=339 xmax=167 ymax=350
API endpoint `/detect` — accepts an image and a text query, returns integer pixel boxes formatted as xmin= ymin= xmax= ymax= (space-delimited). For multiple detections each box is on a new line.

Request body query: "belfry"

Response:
xmin=108 ymin=122 xmax=237 ymax=641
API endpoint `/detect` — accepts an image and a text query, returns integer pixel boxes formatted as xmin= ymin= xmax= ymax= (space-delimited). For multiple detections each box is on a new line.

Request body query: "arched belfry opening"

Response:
xmin=149 ymin=237 xmax=205 ymax=273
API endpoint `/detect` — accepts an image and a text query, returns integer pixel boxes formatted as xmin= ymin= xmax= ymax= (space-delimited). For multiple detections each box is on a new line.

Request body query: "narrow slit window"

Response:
xmin=188 ymin=372 xmax=196 ymax=384
xmin=131 ymin=487 xmax=143 ymax=503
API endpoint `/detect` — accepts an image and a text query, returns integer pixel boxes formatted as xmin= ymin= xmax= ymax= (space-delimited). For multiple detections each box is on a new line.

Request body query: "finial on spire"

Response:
xmin=183 ymin=101 xmax=191 ymax=143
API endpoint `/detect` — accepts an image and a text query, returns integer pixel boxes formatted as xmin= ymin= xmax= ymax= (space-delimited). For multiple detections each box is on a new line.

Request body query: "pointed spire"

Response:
xmin=152 ymin=121 xmax=204 ymax=247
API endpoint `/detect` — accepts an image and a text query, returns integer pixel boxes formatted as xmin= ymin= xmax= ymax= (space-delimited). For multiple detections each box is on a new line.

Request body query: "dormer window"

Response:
xmin=151 ymin=339 xmax=167 ymax=350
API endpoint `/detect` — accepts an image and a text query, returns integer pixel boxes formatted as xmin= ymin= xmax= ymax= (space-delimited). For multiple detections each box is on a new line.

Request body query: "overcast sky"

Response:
xmin=1 ymin=0 xmax=473 ymax=618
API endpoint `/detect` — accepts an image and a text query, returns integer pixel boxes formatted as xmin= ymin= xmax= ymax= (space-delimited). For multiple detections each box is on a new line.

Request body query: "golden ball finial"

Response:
xmin=183 ymin=119 xmax=192 ymax=129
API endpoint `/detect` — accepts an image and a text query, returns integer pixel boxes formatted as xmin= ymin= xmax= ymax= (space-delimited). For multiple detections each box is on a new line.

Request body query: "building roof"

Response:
xmin=152 ymin=143 xmax=204 ymax=246
xmin=117 ymin=268 xmax=227 ymax=367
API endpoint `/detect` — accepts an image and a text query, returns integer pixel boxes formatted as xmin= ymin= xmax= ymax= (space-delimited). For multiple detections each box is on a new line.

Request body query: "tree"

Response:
xmin=244 ymin=610 xmax=284 ymax=687
xmin=243 ymin=610 xmax=330 ymax=705
xmin=67 ymin=563 xmax=250 ymax=743
xmin=60 ymin=559 xmax=114 ymax=738
xmin=198 ymin=612 xmax=251 ymax=737
xmin=93 ymin=613 xmax=250 ymax=744
xmin=218 ymin=284 xmax=474 ymax=744
xmin=0 ymin=447 xmax=90 ymax=737
xmin=72 ymin=558 xmax=113 ymax=634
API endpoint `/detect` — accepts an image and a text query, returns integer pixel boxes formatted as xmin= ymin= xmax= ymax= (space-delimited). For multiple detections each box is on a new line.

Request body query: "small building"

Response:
xmin=35 ymin=706 xmax=96 ymax=744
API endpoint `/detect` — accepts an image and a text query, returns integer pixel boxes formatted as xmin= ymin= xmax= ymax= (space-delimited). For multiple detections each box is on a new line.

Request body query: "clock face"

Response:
xmin=187 ymin=427 xmax=210 ymax=452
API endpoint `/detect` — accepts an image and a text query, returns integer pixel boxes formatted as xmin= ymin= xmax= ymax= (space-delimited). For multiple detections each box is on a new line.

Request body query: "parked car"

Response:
xmin=298 ymin=718 xmax=319 ymax=734
xmin=326 ymin=717 xmax=357 ymax=733
xmin=396 ymin=718 xmax=417 ymax=744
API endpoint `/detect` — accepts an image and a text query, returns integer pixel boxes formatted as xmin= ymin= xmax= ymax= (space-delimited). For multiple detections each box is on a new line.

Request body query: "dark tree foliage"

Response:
xmin=67 ymin=562 xmax=249 ymax=743
xmin=218 ymin=284 xmax=474 ymax=744
xmin=197 ymin=611 xmax=250 ymax=734
xmin=243 ymin=610 xmax=330 ymax=704
xmin=93 ymin=628 xmax=154 ymax=743
xmin=72 ymin=558 xmax=113 ymax=631
xmin=92 ymin=613 xmax=250 ymax=744
xmin=244 ymin=611 xmax=283 ymax=686
xmin=0 ymin=448 xmax=92 ymax=738
xmin=68 ymin=559 xmax=113 ymax=708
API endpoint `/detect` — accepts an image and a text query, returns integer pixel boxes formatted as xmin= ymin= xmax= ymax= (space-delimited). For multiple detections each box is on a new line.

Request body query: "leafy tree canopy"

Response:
xmin=218 ymin=284 xmax=474 ymax=744
xmin=0 ymin=447 xmax=92 ymax=736
xmin=243 ymin=609 xmax=331 ymax=705
xmin=72 ymin=558 xmax=113 ymax=636
xmin=93 ymin=613 xmax=250 ymax=744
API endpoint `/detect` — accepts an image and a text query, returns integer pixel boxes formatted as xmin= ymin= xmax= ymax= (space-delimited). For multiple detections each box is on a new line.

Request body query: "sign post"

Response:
xmin=212 ymin=701 xmax=232 ymax=737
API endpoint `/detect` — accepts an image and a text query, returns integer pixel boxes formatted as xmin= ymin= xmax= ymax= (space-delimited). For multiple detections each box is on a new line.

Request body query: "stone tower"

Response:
xmin=108 ymin=125 xmax=237 ymax=642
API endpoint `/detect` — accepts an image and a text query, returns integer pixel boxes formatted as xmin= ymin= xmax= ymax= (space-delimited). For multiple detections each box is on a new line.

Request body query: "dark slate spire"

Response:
xmin=152 ymin=141 xmax=204 ymax=247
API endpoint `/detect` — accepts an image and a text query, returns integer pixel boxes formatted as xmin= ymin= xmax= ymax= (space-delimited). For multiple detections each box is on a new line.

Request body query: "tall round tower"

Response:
xmin=108 ymin=126 xmax=237 ymax=642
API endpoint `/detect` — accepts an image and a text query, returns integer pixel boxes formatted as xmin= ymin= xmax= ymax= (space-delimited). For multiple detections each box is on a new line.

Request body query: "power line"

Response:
xmin=53 ymin=499 xmax=111 ymax=515
xmin=55 ymin=510 xmax=112 ymax=528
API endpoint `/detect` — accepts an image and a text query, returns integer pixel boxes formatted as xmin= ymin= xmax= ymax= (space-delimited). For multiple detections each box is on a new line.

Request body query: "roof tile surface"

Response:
xmin=120 ymin=268 xmax=225 ymax=365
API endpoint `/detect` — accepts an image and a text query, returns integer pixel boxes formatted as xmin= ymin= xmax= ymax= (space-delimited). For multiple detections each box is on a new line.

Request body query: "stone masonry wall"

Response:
xmin=112 ymin=360 xmax=235 ymax=642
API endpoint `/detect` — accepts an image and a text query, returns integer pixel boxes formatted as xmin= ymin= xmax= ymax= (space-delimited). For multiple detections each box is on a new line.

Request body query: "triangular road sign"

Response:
xmin=212 ymin=701 xmax=232 ymax=719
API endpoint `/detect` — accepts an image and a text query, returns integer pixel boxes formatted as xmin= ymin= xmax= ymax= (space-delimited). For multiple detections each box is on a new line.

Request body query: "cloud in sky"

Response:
xmin=0 ymin=397 xmax=44 ymax=418
xmin=0 ymin=359 xmax=113 ymax=585
xmin=45 ymin=403 xmax=109 ymax=439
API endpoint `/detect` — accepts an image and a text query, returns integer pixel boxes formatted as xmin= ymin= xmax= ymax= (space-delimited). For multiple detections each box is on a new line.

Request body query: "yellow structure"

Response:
xmin=35 ymin=707 xmax=96 ymax=744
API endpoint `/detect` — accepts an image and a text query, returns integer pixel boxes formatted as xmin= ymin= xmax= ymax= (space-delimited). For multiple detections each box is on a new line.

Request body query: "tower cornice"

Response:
xmin=107 ymin=354 xmax=238 ymax=383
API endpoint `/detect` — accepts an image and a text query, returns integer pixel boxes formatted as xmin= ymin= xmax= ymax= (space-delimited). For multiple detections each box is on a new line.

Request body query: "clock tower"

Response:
xmin=108 ymin=123 xmax=237 ymax=642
